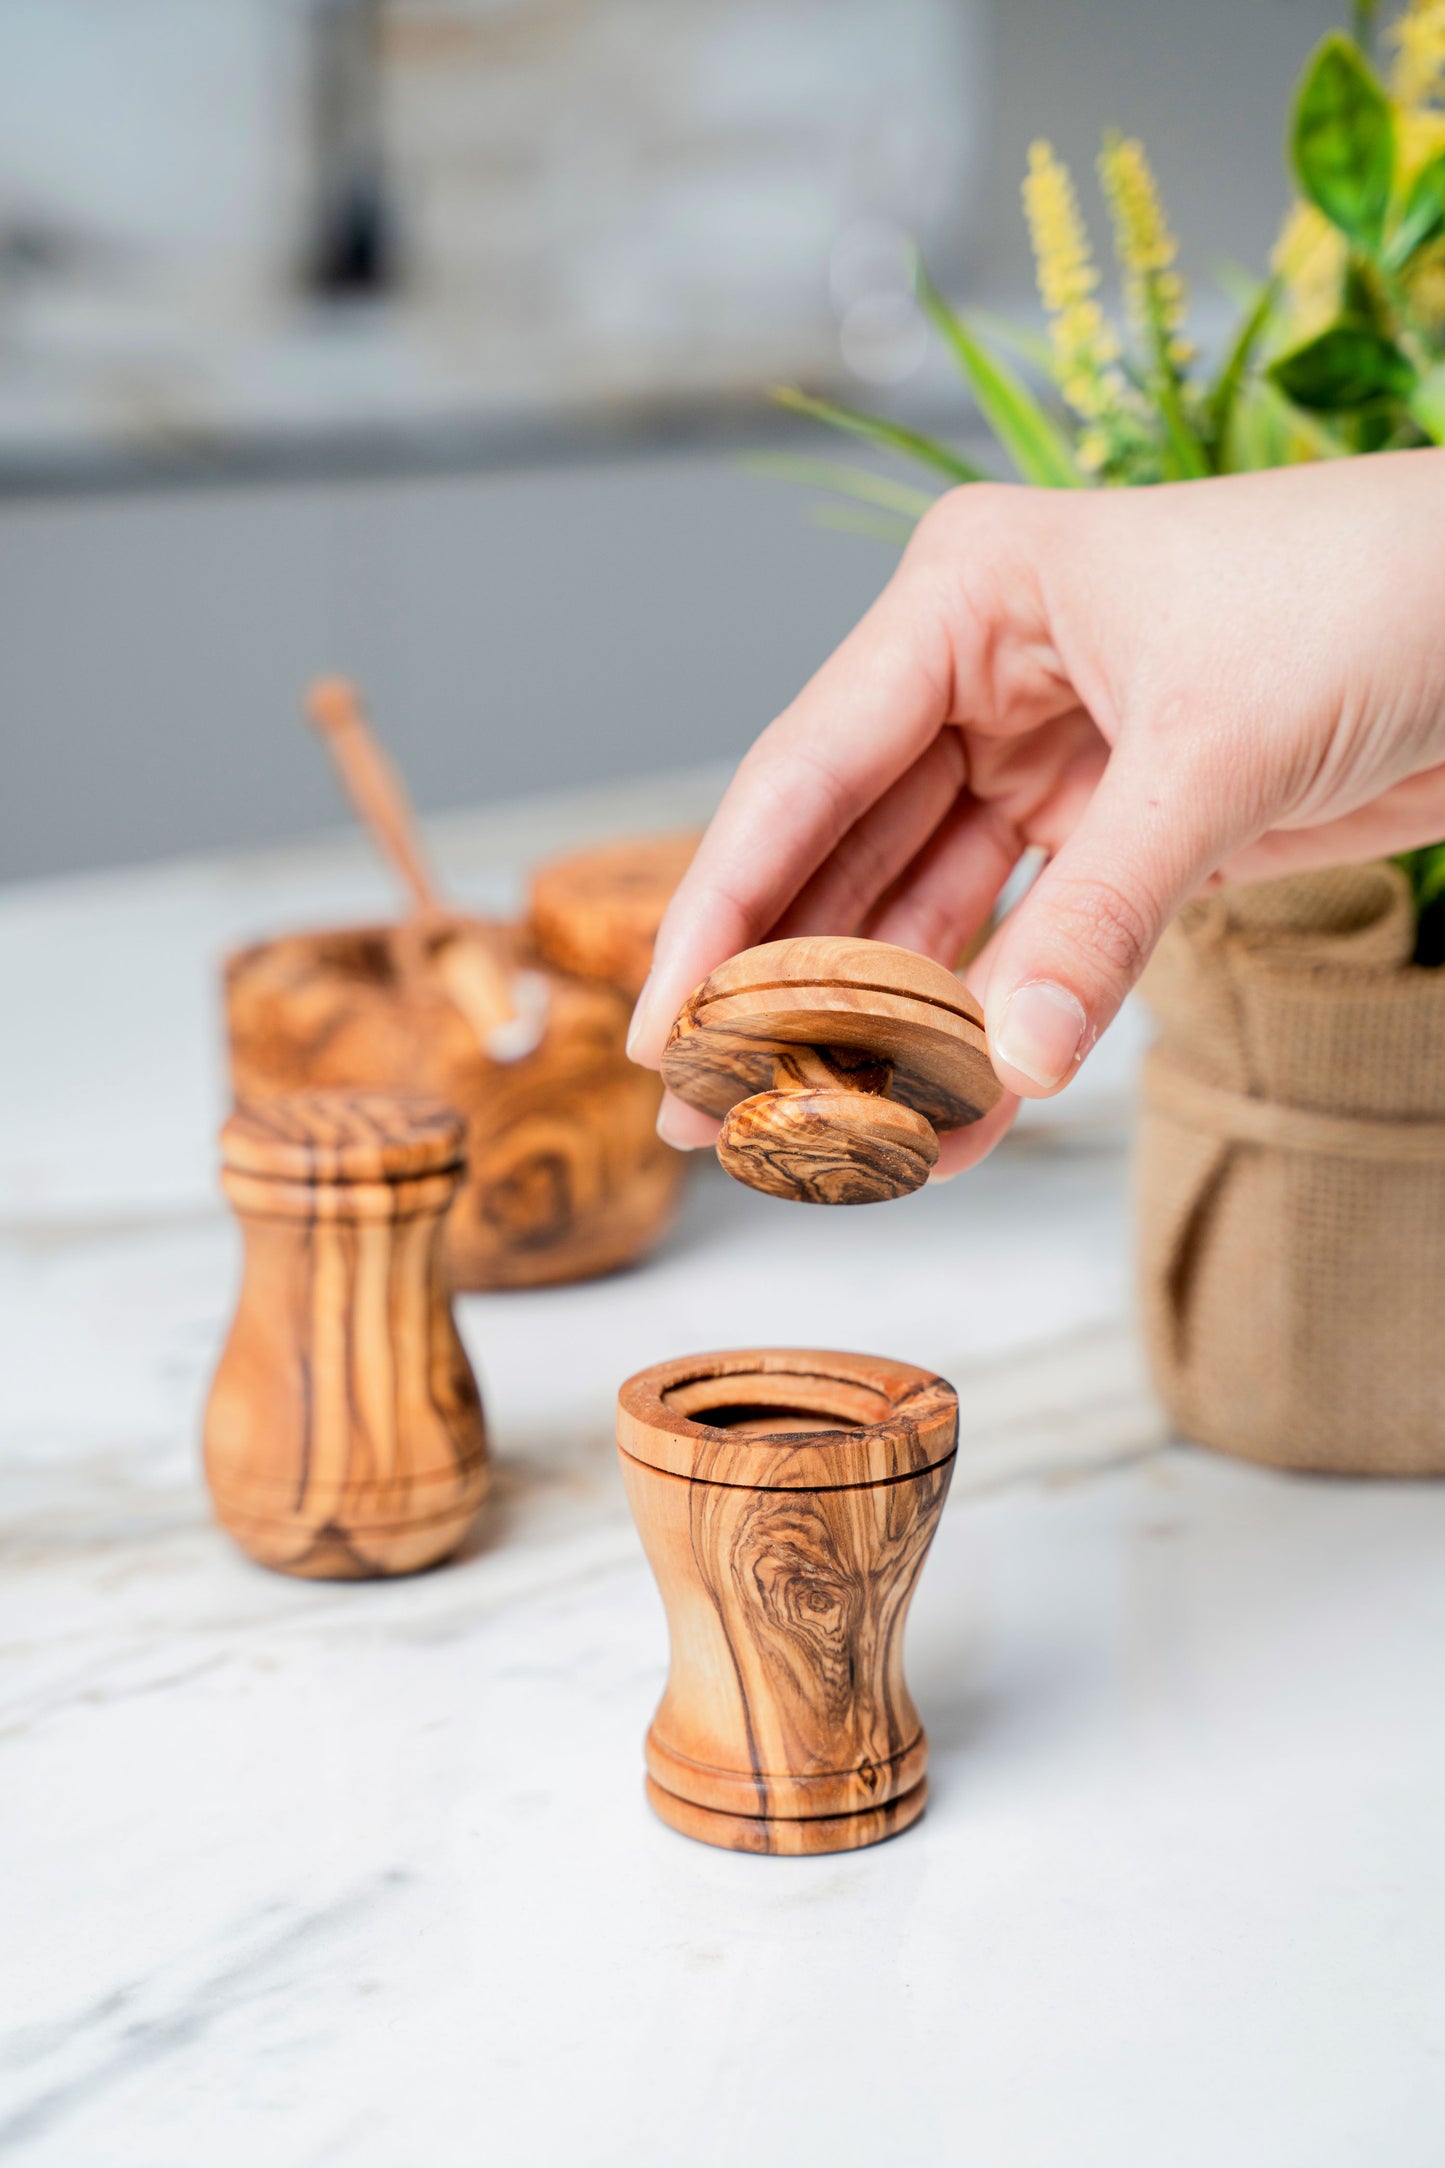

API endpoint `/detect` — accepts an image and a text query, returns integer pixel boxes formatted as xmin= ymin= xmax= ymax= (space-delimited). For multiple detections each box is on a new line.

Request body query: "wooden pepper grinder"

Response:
xmin=662 ymin=935 xmax=1003 ymax=1203
xmin=618 ymin=1349 xmax=958 ymax=1855
xmin=204 ymin=1090 xmax=488 ymax=1578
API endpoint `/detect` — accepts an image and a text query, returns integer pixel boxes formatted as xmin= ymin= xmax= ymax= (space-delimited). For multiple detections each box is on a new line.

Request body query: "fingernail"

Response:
xmin=926 ymin=1164 xmax=960 ymax=1186
xmin=994 ymin=980 xmax=1087 ymax=1089
xmin=656 ymin=1098 xmax=699 ymax=1150
xmin=625 ymin=971 xmax=654 ymax=1062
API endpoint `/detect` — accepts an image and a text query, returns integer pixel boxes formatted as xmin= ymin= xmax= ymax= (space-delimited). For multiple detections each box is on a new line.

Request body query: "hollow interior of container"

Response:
xmin=661 ymin=1368 xmax=892 ymax=1435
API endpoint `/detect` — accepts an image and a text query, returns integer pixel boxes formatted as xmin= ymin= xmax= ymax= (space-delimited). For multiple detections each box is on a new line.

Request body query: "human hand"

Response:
xmin=628 ymin=450 xmax=1445 ymax=1174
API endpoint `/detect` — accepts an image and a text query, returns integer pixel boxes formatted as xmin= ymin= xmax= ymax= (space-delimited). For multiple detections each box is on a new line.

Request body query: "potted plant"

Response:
xmin=771 ymin=2 xmax=1445 ymax=1473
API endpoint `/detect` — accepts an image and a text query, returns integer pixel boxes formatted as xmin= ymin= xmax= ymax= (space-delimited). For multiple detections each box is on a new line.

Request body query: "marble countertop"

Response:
xmin=4 ymin=777 xmax=1444 ymax=2167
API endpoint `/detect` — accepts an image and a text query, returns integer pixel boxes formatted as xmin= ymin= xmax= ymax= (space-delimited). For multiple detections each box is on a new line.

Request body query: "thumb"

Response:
xmin=982 ymin=761 xmax=1220 ymax=1098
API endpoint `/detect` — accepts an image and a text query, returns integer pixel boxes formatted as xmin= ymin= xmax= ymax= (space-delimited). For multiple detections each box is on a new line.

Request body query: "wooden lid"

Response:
xmin=527 ymin=831 xmax=699 ymax=995
xmin=617 ymin=1348 xmax=958 ymax=1489
xmin=661 ymin=935 xmax=1000 ymax=1133
xmin=221 ymin=1091 xmax=466 ymax=1185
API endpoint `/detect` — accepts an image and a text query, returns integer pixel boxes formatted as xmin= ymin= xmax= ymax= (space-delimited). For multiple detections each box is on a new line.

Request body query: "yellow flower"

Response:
xmin=1397 ymin=104 xmax=1445 ymax=187
xmin=1076 ymin=427 xmax=1112 ymax=474
xmin=1392 ymin=0 xmax=1445 ymax=110
xmin=1022 ymin=139 xmax=1123 ymax=423
xmin=1023 ymin=141 xmax=1098 ymax=317
xmin=1271 ymin=200 xmax=1346 ymax=340
xmin=1098 ymin=133 xmax=1188 ymax=347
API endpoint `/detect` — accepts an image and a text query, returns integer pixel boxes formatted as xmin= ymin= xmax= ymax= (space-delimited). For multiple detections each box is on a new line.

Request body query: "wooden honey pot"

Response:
xmin=617 ymin=1349 xmax=958 ymax=1855
xmin=227 ymin=916 xmax=678 ymax=1290
xmin=204 ymin=1090 xmax=489 ymax=1578
xmin=661 ymin=935 xmax=1004 ymax=1203
xmin=224 ymin=682 xmax=697 ymax=1289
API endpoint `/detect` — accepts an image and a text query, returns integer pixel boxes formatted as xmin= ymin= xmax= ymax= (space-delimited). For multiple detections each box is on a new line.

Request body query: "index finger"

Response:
xmin=627 ymin=561 xmax=953 ymax=1065
xmin=626 ymin=489 xmax=1061 ymax=1065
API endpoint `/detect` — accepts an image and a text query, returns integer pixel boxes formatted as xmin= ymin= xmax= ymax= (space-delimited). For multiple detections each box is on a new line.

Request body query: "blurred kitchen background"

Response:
xmin=2 ymin=0 xmax=1337 ymax=881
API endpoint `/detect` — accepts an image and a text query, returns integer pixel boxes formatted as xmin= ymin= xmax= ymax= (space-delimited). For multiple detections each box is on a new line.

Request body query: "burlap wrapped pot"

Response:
xmin=1138 ymin=863 xmax=1445 ymax=1475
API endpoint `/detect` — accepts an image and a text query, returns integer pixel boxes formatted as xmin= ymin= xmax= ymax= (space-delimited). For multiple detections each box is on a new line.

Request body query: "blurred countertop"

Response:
xmin=3 ymin=773 xmax=1444 ymax=2167
xmin=0 ymin=292 xmax=869 ymax=497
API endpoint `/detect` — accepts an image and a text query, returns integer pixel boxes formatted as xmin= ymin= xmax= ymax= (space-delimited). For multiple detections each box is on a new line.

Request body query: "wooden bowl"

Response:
xmin=225 ymin=916 xmax=679 ymax=1291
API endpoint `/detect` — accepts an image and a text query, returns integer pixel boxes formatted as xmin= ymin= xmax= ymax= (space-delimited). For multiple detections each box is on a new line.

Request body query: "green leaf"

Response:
xmin=1397 ymin=842 xmax=1445 ymax=909
xmin=1205 ymin=276 xmax=1280 ymax=447
xmin=1408 ymin=362 xmax=1445 ymax=443
xmin=1268 ymin=320 xmax=1416 ymax=408
xmin=1139 ymin=332 xmax=1210 ymax=480
xmin=1212 ymin=259 xmax=1269 ymax=313
xmin=1421 ymin=847 xmax=1445 ymax=911
xmin=808 ymin=503 xmax=917 ymax=548
xmin=770 ymin=387 xmax=986 ymax=487
xmin=1342 ymin=254 xmax=1390 ymax=328
xmin=1153 ymin=381 xmax=1212 ymax=479
xmin=1220 ymin=377 xmax=1348 ymax=470
xmin=914 ymin=262 xmax=1084 ymax=488
xmin=740 ymin=452 xmax=938 ymax=519
xmin=1386 ymin=150 xmax=1445 ymax=268
xmin=964 ymin=307 xmax=1056 ymax=376
xmin=1291 ymin=33 xmax=1394 ymax=253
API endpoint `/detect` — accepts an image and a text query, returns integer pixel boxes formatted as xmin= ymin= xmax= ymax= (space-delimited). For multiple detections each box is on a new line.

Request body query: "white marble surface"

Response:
xmin=4 ymin=779 xmax=1445 ymax=2167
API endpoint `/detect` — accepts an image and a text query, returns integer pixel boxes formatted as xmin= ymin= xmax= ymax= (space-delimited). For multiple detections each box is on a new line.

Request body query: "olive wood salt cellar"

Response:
xmin=661 ymin=935 xmax=1002 ymax=1203
xmin=204 ymin=1090 xmax=488 ymax=1578
xmin=618 ymin=1350 xmax=958 ymax=1854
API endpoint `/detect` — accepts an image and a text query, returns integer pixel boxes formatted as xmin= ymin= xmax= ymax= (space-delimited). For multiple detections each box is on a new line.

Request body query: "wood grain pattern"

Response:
xmin=527 ymin=832 xmax=700 ymax=998
xmin=204 ymin=1091 xmax=489 ymax=1578
xmin=718 ymin=1079 xmax=939 ymax=1204
xmin=235 ymin=679 xmax=687 ymax=1284
xmin=641 ymin=1776 xmax=929 ymax=1858
xmin=618 ymin=1350 xmax=957 ymax=1854
xmin=661 ymin=936 xmax=1002 ymax=1204
xmin=306 ymin=678 xmax=449 ymax=921
xmin=226 ymin=917 xmax=680 ymax=1289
